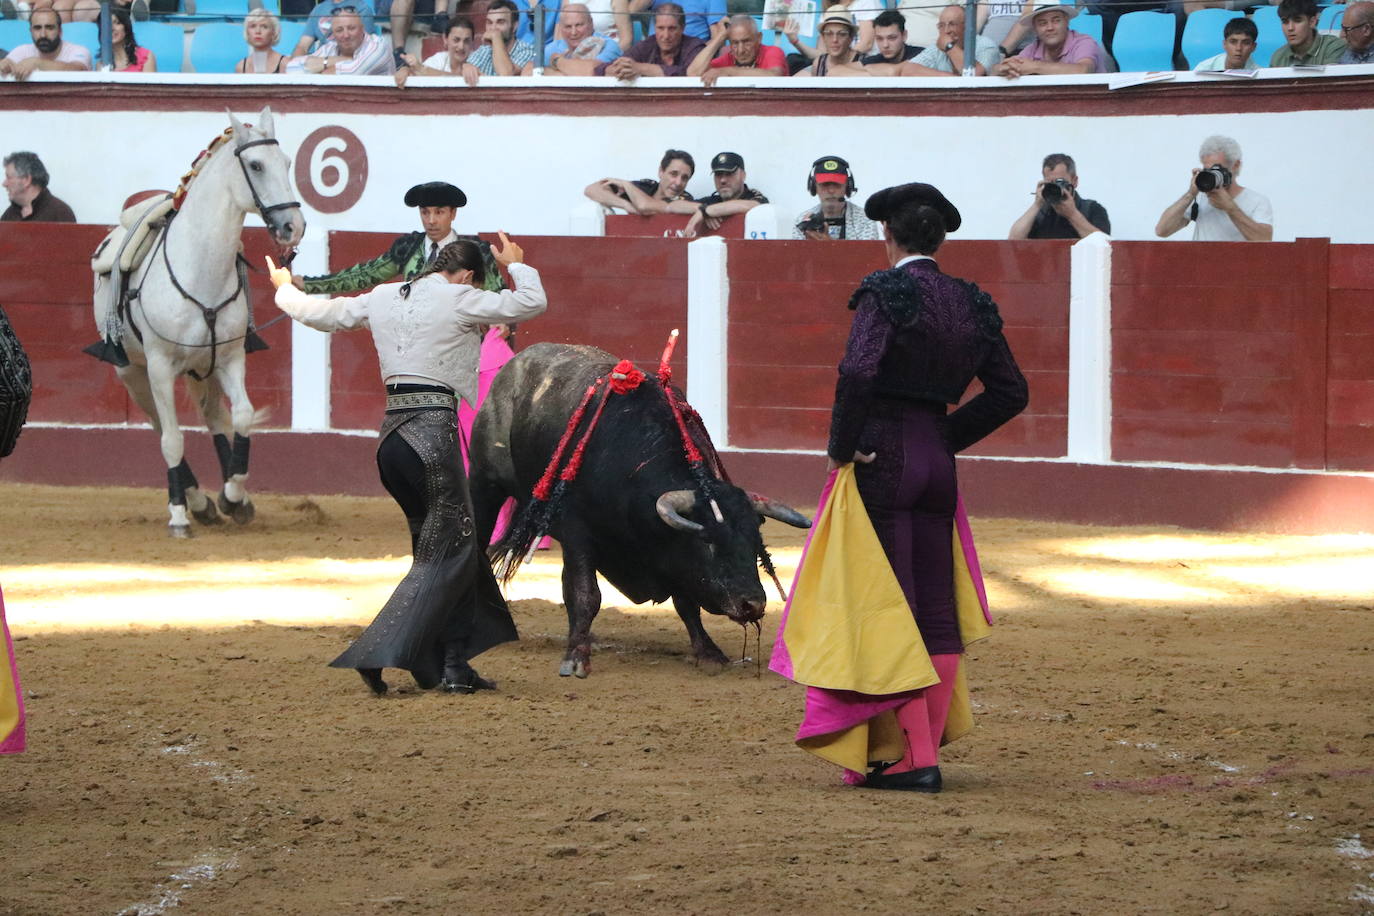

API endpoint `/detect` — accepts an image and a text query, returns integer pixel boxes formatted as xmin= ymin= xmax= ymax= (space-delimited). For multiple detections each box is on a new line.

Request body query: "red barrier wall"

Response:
xmin=1111 ymin=238 xmax=1371 ymax=472
xmin=0 ymin=224 xmax=291 ymax=429
xmin=604 ymin=213 xmax=747 ymax=239
xmin=321 ymin=232 xmax=689 ymax=428
xmin=1327 ymin=245 xmax=1374 ymax=472
xmin=725 ymin=239 xmax=1071 ymax=456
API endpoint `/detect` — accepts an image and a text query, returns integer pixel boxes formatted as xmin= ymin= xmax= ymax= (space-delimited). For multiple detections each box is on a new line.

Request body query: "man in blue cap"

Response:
xmin=296 ymin=181 xmax=503 ymax=294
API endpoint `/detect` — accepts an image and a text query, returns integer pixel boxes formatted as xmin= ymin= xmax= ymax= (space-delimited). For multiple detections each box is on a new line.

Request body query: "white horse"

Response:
xmin=92 ymin=107 xmax=306 ymax=537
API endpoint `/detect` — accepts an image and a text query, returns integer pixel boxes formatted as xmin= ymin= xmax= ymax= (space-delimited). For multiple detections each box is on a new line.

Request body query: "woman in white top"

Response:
xmin=269 ymin=234 xmax=547 ymax=696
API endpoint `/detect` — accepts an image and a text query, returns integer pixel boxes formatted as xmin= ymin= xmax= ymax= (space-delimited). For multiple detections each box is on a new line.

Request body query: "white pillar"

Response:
xmin=289 ymin=231 xmax=332 ymax=431
xmin=686 ymin=235 xmax=729 ymax=446
xmin=1066 ymin=232 xmax=1113 ymax=464
xmin=743 ymin=203 xmax=782 ymax=241
xmin=568 ymin=199 xmax=606 ymax=237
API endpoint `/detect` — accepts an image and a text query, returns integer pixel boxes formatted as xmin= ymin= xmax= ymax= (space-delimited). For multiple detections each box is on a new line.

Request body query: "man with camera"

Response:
xmin=1008 ymin=153 xmax=1110 ymax=240
xmin=791 ymin=156 xmax=878 ymax=241
xmin=1154 ymin=135 xmax=1272 ymax=242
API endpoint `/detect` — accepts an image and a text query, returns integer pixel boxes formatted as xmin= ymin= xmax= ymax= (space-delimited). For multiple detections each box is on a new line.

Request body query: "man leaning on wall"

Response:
xmin=1154 ymin=135 xmax=1272 ymax=243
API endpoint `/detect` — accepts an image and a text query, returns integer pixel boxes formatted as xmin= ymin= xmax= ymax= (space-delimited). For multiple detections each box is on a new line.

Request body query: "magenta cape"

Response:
xmin=769 ymin=467 xmax=992 ymax=774
xmin=1 ymin=585 xmax=25 ymax=755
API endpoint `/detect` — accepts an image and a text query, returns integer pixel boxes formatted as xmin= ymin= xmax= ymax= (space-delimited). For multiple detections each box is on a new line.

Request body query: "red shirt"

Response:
xmin=709 ymin=43 xmax=786 ymax=71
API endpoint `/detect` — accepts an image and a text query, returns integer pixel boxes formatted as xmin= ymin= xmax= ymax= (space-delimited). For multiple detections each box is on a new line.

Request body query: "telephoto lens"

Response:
xmin=1195 ymin=164 xmax=1231 ymax=193
xmin=1042 ymin=178 xmax=1069 ymax=204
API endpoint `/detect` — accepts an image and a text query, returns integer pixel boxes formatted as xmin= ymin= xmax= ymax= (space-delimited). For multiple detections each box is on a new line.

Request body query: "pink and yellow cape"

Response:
xmin=769 ymin=465 xmax=992 ymax=775
xmin=1 ymin=586 xmax=25 ymax=755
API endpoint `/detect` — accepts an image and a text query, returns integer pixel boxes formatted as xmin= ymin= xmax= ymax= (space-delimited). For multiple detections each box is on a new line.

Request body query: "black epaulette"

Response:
xmin=848 ymin=266 xmax=923 ymax=328
xmin=386 ymin=231 xmax=427 ymax=265
xmin=959 ymin=279 xmax=1005 ymax=340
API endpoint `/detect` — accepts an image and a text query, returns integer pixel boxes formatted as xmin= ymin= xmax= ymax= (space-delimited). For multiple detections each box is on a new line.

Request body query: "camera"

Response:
xmin=797 ymin=212 xmax=828 ymax=235
xmin=1041 ymin=178 xmax=1072 ymax=204
xmin=1194 ymin=164 xmax=1233 ymax=193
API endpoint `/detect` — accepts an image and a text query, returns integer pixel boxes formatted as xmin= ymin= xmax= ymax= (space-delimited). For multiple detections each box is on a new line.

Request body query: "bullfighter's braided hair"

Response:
xmin=399 ymin=239 xmax=487 ymax=299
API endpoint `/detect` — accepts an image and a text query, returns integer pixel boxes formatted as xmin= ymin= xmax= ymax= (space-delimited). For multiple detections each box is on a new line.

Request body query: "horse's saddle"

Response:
xmin=91 ymin=193 xmax=176 ymax=277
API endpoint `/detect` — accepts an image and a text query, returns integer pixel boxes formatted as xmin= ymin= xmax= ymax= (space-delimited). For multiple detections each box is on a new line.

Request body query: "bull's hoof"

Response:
xmin=169 ymin=523 xmax=193 ymax=539
xmin=217 ymin=493 xmax=256 ymax=525
xmin=191 ymin=498 xmax=222 ymax=526
xmin=558 ymin=658 xmax=590 ymax=678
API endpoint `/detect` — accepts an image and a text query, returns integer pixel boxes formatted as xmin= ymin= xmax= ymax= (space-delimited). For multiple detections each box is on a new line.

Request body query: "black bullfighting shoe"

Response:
xmin=862 ymin=765 xmax=942 ymax=793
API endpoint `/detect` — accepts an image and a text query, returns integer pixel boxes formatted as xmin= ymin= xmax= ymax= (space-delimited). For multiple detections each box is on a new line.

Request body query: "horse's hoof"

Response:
xmin=217 ymin=492 xmax=255 ymax=525
xmin=558 ymin=659 xmax=574 ymax=677
xmin=191 ymin=499 xmax=221 ymax=526
xmin=358 ymin=669 xmax=388 ymax=695
xmin=573 ymin=660 xmax=589 ymax=679
xmin=169 ymin=524 xmax=193 ymax=539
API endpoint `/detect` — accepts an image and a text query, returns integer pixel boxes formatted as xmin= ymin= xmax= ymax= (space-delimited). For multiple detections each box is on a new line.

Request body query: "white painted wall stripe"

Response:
xmin=686 ymin=236 xmax=729 ymax=447
xmin=1067 ymin=232 xmax=1113 ymax=465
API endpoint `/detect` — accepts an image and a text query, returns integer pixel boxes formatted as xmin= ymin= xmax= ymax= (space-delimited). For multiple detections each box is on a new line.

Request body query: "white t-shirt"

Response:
xmin=421 ymin=50 xmax=460 ymax=71
xmin=1193 ymin=51 xmax=1255 ymax=71
xmin=1192 ymin=187 xmax=1272 ymax=241
xmin=4 ymin=40 xmax=93 ymax=68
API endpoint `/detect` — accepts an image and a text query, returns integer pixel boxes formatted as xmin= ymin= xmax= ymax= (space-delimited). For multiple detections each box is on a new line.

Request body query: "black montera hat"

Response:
xmin=404 ymin=181 xmax=467 ymax=208
xmin=710 ymin=152 xmax=745 ymax=173
xmin=864 ymin=182 xmax=961 ymax=231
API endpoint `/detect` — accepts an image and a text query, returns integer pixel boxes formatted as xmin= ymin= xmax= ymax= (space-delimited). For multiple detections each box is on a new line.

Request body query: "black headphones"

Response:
xmin=807 ymin=155 xmax=856 ymax=197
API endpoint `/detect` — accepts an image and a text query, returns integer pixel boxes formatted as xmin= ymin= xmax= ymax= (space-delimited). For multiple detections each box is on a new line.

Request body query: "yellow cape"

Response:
xmin=782 ymin=465 xmax=991 ymax=772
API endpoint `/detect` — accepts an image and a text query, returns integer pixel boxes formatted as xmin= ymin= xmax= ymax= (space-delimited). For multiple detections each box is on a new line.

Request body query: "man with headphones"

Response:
xmin=792 ymin=156 xmax=879 ymax=241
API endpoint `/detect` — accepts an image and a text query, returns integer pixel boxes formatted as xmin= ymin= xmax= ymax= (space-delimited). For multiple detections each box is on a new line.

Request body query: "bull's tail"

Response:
xmin=487 ymin=486 xmax=561 ymax=583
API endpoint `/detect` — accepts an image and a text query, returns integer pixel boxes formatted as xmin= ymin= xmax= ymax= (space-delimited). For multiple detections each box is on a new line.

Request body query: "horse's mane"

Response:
xmin=170 ymin=125 xmax=251 ymax=212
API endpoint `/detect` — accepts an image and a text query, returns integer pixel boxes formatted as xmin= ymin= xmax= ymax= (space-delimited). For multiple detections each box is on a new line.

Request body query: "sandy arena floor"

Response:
xmin=1 ymin=481 xmax=1372 ymax=915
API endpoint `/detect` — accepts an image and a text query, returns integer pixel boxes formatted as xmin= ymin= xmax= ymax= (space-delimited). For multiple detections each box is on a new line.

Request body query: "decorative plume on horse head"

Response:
xmin=87 ymin=107 xmax=306 ymax=537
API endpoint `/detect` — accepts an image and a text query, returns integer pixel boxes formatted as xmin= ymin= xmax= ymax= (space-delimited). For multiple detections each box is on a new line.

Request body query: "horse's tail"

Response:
xmin=251 ymin=405 xmax=271 ymax=432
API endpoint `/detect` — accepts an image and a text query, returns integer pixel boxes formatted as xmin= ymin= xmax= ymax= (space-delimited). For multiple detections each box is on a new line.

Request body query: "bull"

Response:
xmin=469 ymin=342 xmax=811 ymax=678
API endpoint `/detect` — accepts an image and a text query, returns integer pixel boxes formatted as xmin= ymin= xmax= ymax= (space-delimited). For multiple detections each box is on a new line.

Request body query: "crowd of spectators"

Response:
xmin=579 ymin=134 xmax=1271 ymax=243
xmin=2 ymin=0 xmax=1369 ymax=79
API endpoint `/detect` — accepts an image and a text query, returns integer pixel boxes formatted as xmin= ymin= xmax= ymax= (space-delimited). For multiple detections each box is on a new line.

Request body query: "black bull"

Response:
xmin=469 ymin=343 xmax=811 ymax=678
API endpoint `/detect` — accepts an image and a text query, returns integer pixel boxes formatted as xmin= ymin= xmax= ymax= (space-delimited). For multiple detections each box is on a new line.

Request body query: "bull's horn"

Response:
xmin=655 ymin=490 xmax=703 ymax=533
xmin=751 ymin=495 xmax=812 ymax=529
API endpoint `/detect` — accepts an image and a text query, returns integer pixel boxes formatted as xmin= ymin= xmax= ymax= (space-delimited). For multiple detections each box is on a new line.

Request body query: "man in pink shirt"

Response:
xmin=689 ymin=14 xmax=787 ymax=85
xmin=0 ymin=9 xmax=93 ymax=82
xmin=993 ymin=2 xmax=1105 ymax=75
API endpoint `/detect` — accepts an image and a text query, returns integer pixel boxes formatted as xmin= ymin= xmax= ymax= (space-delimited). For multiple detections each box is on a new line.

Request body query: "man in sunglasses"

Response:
xmin=1337 ymin=1 xmax=1374 ymax=64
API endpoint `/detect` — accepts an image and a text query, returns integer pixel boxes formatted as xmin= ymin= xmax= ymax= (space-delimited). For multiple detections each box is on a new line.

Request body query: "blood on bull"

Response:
xmin=469 ymin=341 xmax=811 ymax=678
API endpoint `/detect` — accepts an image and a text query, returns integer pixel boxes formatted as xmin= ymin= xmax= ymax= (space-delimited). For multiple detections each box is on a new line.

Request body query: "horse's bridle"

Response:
xmin=233 ymin=136 xmax=302 ymax=225
xmin=136 ymin=133 xmax=303 ymax=382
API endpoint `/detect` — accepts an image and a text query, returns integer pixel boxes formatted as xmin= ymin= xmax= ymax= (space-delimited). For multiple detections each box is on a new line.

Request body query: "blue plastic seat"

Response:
xmin=189 ymin=20 xmax=248 ymax=70
xmin=0 ymin=19 xmax=32 ymax=54
xmin=1111 ymin=9 xmax=1176 ymax=71
xmin=188 ymin=0 xmax=249 ymax=19
xmin=134 ymin=20 xmax=185 ymax=70
xmin=1318 ymin=4 xmax=1343 ymax=31
xmin=1181 ymin=8 xmax=1238 ymax=67
xmin=1250 ymin=5 xmax=1283 ymax=65
xmin=275 ymin=17 xmax=305 ymax=53
xmin=63 ymin=21 xmax=100 ymax=59
xmin=1075 ymin=12 xmax=1104 ymax=44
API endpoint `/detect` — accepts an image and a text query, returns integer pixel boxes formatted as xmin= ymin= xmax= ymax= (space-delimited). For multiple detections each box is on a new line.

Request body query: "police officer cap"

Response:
xmin=710 ymin=151 xmax=745 ymax=173
xmin=404 ymin=181 xmax=467 ymax=208
xmin=863 ymin=182 xmax=961 ymax=232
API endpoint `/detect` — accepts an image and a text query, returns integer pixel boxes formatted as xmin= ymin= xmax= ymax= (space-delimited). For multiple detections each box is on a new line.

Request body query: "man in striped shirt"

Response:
xmin=288 ymin=7 xmax=396 ymax=74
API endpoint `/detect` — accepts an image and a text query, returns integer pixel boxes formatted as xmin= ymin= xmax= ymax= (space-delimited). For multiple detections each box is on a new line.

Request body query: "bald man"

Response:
xmin=688 ymin=14 xmax=787 ymax=86
xmin=521 ymin=3 xmax=621 ymax=74
xmin=1338 ymin=1 xmax=1374 ymax=64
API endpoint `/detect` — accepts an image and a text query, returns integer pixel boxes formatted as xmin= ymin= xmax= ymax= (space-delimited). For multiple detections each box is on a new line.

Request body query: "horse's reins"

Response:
xmin=133 ymin=134 xmax=302 ymax=382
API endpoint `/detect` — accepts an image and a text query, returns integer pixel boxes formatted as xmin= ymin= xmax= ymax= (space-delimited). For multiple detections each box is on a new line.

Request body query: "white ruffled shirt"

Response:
xmin=274 ymin=262 xmax=546 ymax=405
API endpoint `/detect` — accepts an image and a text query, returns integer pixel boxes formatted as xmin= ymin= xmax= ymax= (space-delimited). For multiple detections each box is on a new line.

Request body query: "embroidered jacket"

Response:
xmin=301 ymin=232 xmax=505 ymax=295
